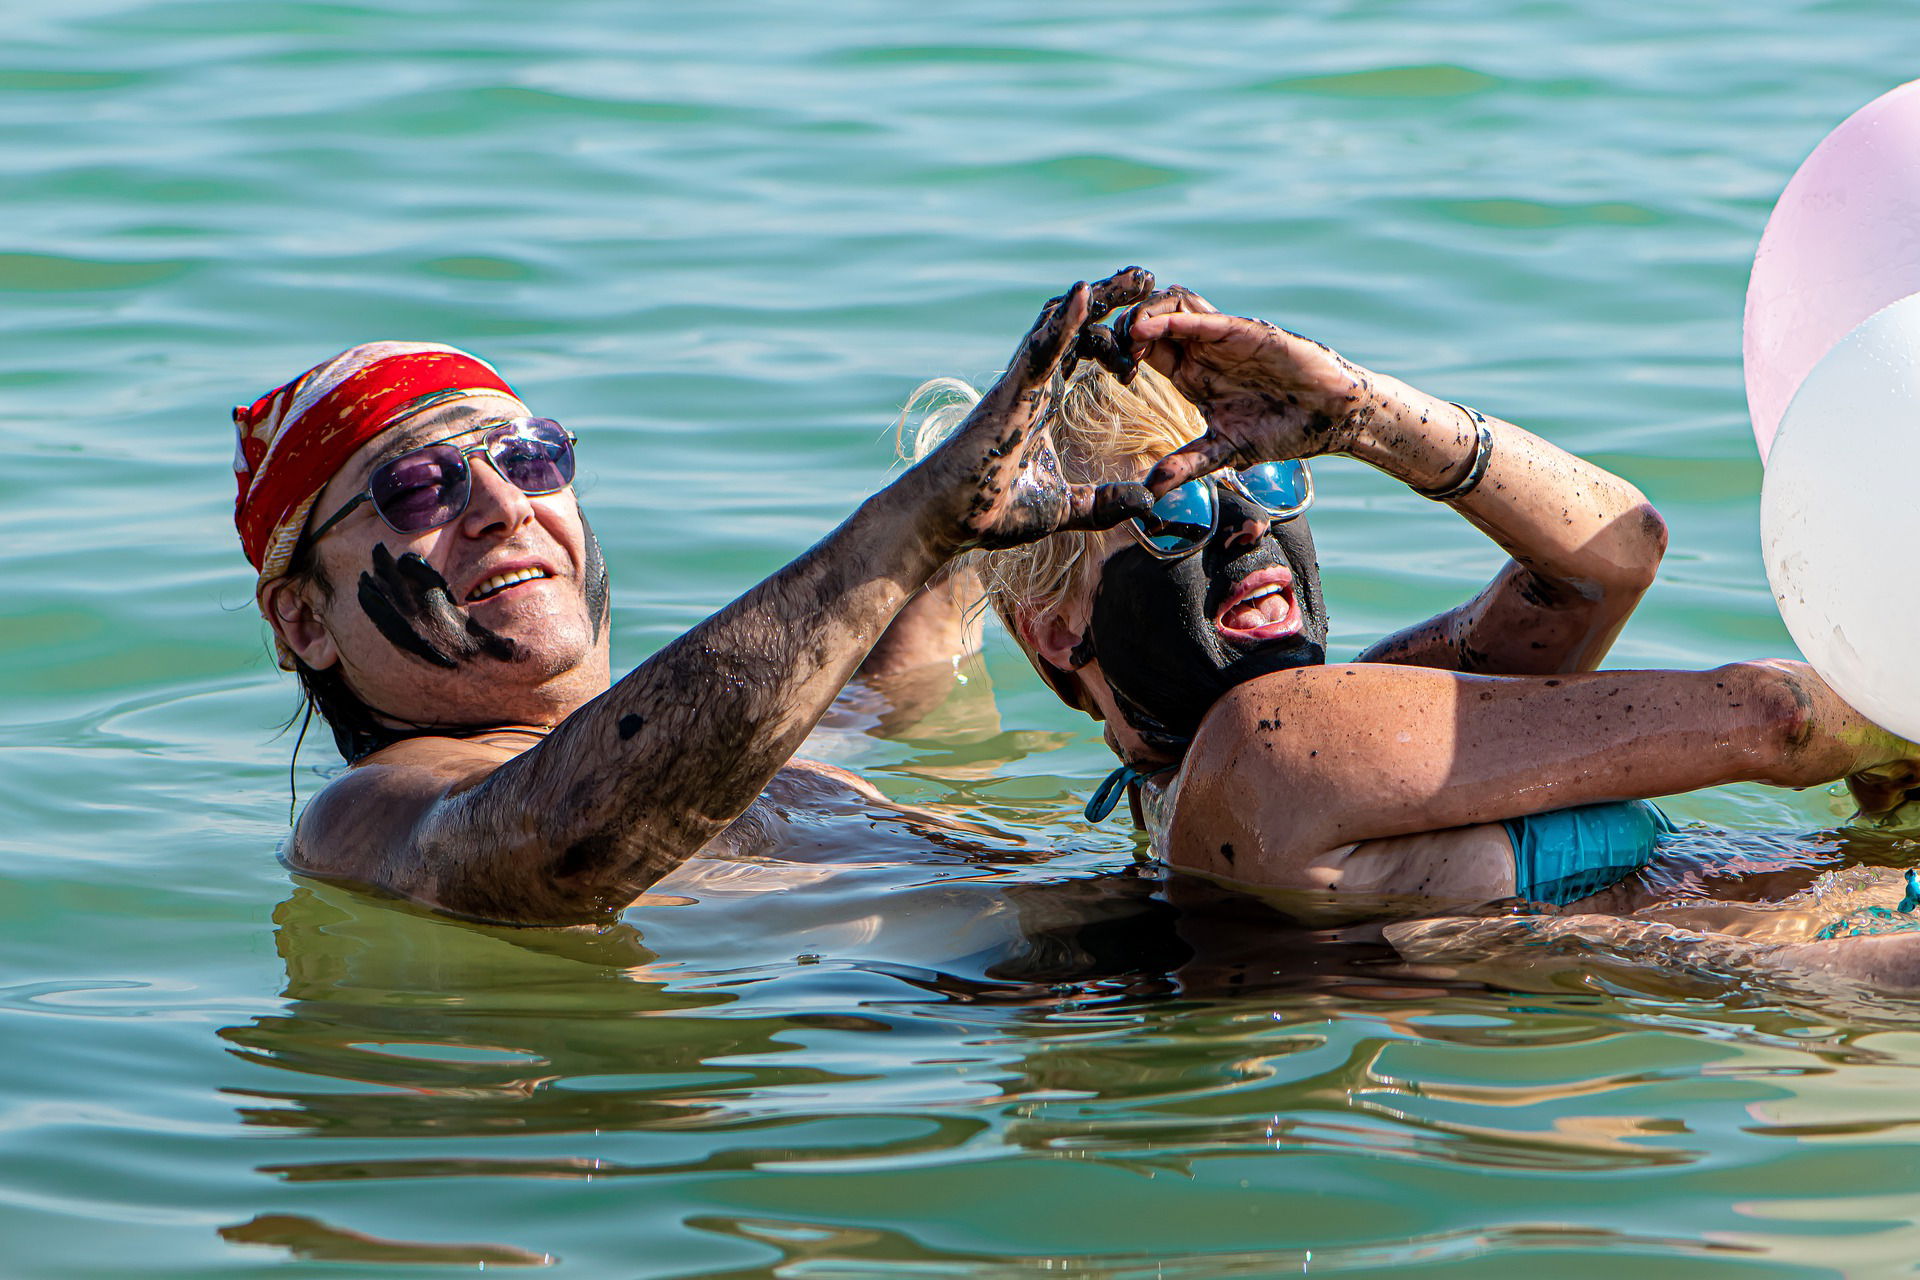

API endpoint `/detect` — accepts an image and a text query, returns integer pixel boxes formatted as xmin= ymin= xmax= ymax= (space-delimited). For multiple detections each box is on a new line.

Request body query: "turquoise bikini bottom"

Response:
xmin=1502 ymin=800 xmax=1675 ymax=905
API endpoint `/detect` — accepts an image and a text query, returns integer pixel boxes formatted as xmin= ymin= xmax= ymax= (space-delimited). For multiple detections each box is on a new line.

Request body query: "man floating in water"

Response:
xmin=234 ymin=269 xmax=1157 ymax=924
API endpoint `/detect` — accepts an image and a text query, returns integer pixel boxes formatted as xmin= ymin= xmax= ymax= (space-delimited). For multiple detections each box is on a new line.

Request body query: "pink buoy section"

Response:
xmin=1761 ymin=292 xmax=1920 ymax=740
xmin=1745 ymin=79 xmax=1920 ymax=461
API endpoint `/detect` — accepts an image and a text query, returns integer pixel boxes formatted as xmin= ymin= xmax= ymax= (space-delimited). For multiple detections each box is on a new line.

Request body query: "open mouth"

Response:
xmin=1214 ymin=566 xmax=1301 ymax=642
xmin=466 ymin=566 xmax=551 ymax=603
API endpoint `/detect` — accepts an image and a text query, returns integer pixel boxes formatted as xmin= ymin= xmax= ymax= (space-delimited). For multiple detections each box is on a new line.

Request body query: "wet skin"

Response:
xmin=265 ymin=269 xmax=1159 ymax=924
xmin=269 ymin=391 xmax=608 ymax=736
xmin=1078 ymin=487 xmax=1326 ymax=754
xmin=357 ymin=545 xmax=517 ymax=670
xmin=1015 ymin=288 xmax=1920 ymax=915
xmin=580 ymin=515 xmax=609 ymax=643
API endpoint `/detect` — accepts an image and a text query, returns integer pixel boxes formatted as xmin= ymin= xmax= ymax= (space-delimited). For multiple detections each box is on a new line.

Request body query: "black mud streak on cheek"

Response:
xmin=582 ymin=515 xmax=610 ymax=643
xmin=1219 ymin=842 xmax=1236 ymax=866
xmin=463 ymin=615 xmax=518 ymax=662
xmin=358 ymin=547 xmax=517 ymax=668
xmin=618 ymin=714 xmax=646 ymax=740
xmin=358 ymin=568 xmax=460 ymax=669
xmin=1457 ymin=642 xmax=1493 ymax=673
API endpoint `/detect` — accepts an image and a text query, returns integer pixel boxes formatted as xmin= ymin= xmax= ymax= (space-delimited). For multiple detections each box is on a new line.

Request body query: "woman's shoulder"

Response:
xmin=1193 ymin=661 xmax=1411 ymax=745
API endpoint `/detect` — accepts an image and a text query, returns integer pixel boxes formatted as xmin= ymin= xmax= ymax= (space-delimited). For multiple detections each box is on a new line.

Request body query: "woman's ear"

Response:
xmin=1024 ymin=611 xmax=1083 ymax=673
xmin=261 ymin=577 xmax=339 ymax=671
xmin=1019 ymin=611 xmax=1096 ymax=716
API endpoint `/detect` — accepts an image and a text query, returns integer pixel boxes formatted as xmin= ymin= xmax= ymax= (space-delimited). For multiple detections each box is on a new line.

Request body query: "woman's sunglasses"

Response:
xmin=1127 ymin=459 xmax=1313 ymax=559
xmin=308 ymin=418 xmax=578 ymax=542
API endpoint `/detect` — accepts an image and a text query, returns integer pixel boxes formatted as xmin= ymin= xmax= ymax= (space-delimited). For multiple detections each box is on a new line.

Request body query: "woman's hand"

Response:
xmin=1115 ymin=288 xmax=1381 ymax=494
xmin=913 ymin=267 xmax=1155 ymax=552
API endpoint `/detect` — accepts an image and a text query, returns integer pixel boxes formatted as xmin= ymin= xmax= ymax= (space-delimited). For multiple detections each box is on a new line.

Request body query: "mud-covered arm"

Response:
xmin=1170 ymin=659 xmax=1920 ymax=888
xmin=303 ymin=271 xmax=1155 ymax=924
xmin=1348 ymin=392 xmax=1666 ymax=674
xmin=852 ymin=563 xmax=984 ymax=681
xmin=1119 ymin=294 xmax=1666 ymax=675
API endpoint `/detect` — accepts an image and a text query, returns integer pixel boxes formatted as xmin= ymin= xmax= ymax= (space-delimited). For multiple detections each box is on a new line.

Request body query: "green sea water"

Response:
xmin=10 ymin=2 xmax=1920 ymax=1275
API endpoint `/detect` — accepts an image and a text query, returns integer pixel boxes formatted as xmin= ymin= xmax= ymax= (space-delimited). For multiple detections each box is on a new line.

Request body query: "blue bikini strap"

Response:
xmin=1086 ymin=761 xmax=1176 ymax=823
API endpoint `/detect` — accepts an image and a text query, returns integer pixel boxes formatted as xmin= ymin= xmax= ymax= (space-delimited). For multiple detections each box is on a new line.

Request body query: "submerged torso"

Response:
xmin=1138 ymin=759 xmax=1896 ymax=936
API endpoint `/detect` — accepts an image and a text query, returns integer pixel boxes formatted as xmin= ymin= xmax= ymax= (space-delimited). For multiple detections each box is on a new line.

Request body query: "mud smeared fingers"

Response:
xmin=1144 ymin=436 xmax=1244 ymax=495
xmin=1110 ymin=303 xmax=1139 ymax=361
xmin=1054 ymin=480 xmax=1153 ymax=532
xmin=1073 ymin=324 xmax=1136 ymax=383
xmin=1086 ymin=265 xmax=1154 ymax=320
xmin=1024 ymin=280 xmax=1090 ymax=383
xmin=1116 ymin=285 xmax=1219 ymax=347
xmin=1058 ymin=336 xmax=1083 ymax=383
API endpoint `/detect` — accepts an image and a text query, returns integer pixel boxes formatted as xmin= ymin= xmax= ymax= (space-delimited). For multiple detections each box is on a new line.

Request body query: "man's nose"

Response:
xmin=460 ymin=453 xmax=536 ymax=537
xmin=1215 ymin=486 xmax=1272 ymax=550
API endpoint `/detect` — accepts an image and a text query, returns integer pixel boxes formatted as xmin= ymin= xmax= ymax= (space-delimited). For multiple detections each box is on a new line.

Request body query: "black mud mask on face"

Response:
xmin=1076 ymin=494 xmax=1327 ymax=755
xmin=580 ymin=512 xmax=610 ymax=642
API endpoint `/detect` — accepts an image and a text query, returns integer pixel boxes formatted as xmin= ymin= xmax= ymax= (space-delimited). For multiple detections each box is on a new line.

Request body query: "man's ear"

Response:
xmin=261 ymin=577 xmax=339 ymax=671
xmin=1020 ymin=611 xmax=1097 ymax=716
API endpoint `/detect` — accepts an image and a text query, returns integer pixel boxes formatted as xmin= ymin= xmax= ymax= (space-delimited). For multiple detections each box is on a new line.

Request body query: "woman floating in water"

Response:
xmin=926 ymin=282 xmax=1920 ymax=991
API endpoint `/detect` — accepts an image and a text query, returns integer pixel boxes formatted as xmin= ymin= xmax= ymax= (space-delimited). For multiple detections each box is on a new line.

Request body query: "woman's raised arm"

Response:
xmin=1119 ymin=294 xmax=1667 ymax=674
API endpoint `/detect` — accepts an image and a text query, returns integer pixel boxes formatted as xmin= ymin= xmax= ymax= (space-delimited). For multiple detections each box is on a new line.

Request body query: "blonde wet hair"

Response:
xmin=900 ymin=362 xmax=1206 ymax=641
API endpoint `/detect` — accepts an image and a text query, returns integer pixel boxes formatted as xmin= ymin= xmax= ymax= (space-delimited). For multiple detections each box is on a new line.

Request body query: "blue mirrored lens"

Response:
xmin=1238 ymin=460 xmax=1309 ymax=515
xmin=1138 ymin=480 xmax=1215 ymax=553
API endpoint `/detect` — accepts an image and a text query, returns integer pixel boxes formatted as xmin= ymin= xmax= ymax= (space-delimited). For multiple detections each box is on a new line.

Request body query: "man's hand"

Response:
xmin=914 ymin=267 xmax=1156 ymax=552
xmin=1115 ymin=288 xmax=1378 ymax=495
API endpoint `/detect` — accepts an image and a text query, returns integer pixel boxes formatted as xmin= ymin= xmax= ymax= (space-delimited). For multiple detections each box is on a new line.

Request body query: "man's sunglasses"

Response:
xmin=1127 ymin=459 xmax=1313 ymax=559
xmin=308 ymin=418 xmax=578 ymax=542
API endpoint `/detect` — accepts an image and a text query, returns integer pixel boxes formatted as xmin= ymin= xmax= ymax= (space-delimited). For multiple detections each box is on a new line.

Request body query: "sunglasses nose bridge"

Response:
xmin=455 ymin=440 xmax=541 ymax=533
xmin=1213 ymin=478 xmax=1274 ymax=549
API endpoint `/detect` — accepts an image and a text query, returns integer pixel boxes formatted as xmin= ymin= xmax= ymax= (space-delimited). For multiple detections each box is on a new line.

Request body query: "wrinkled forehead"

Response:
xmin=324 ymin=391 xmax=532 ymax=497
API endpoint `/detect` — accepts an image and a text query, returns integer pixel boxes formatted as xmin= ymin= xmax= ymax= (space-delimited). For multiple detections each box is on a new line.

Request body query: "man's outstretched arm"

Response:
xmin=290 ymin=270 xmax=1155 ymax=923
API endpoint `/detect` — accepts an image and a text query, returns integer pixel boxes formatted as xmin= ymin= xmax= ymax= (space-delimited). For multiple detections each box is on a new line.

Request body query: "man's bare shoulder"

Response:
xmin=286 ymin=736 xmax=522 ymax=883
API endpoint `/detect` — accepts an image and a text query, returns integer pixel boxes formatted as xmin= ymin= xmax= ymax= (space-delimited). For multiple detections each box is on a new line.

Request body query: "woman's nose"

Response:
xmin=1215 ymin=486 xmax=1273 ymax=549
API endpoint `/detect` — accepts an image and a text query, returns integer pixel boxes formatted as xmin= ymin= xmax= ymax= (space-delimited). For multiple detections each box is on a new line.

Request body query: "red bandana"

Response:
xmin=232 ymin=342 xmax=520 ymax=579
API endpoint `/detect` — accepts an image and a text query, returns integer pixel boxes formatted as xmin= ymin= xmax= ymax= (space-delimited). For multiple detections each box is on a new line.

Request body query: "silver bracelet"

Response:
xmin=1413 ymin=402 xmax=1494 ymax=502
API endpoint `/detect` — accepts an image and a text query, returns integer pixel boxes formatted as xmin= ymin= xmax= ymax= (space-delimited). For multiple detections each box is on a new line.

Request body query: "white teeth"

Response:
xmin=469 ymin=567 xmax=548 ymax=601
xmin=1242 ymin=585 xmax=1284 ymax=603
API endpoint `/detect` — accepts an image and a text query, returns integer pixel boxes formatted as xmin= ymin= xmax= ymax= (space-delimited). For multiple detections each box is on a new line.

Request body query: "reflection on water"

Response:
xmin=19 ymin=0 xmax=1920 ymax=1268
xmin=228 ymin=819 xmax=1920 ymax=1271
xmin=219 ymin=846 xmax=1455 ymax=1263
xmin=220 ymin=1212 xmax=555 ymax=1267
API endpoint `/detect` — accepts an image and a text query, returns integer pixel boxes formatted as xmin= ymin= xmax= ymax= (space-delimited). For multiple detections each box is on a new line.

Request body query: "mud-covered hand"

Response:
xmin=916 ymin=267 xmax=1156 ymax=552
xmin=1847 ymin=759 xmax=1920 ymax=822
xmin=1116 ymin=288 xmax=1379 ymax=495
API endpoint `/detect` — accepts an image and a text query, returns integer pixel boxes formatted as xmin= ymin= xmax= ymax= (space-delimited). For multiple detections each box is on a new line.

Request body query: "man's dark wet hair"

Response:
xmin=282 ymin=535 xmax=394 ymax=763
